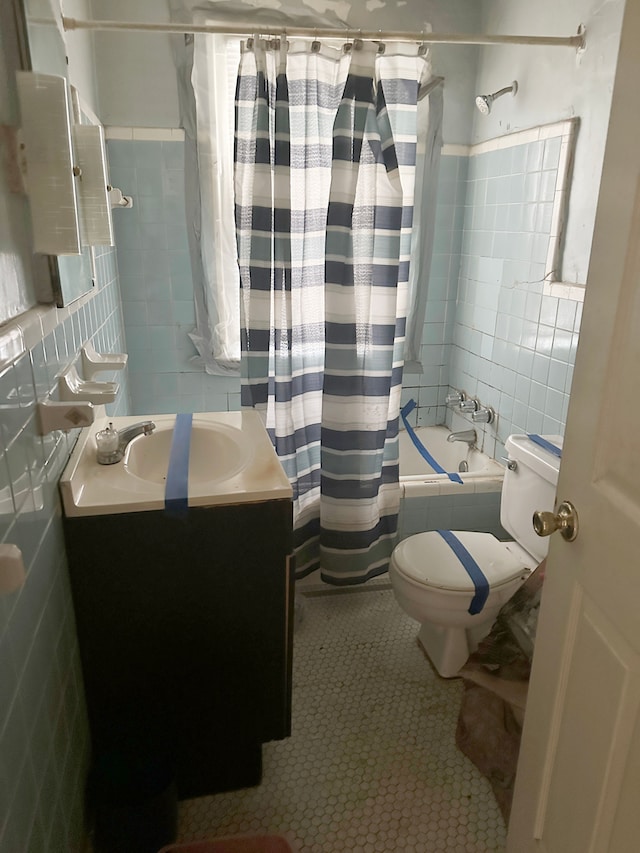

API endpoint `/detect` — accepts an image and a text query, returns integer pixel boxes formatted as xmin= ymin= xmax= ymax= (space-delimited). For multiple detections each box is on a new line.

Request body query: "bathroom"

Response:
xmin=0 ymin=0 xmax=634 ymax=850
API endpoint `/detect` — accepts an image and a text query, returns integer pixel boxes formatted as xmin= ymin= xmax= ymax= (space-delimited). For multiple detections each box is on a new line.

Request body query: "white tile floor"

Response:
xmin=178 ymin=587 xmax=507 ymax=852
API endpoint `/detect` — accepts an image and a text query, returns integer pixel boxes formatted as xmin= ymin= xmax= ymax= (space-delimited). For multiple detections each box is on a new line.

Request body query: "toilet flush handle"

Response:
xmin=533 ymin=500 xmax=579 ymax=542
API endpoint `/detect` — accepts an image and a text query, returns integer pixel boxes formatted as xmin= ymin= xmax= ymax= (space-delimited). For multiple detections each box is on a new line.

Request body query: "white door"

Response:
xmin=507 ymin=3 xmax=640 ymax=851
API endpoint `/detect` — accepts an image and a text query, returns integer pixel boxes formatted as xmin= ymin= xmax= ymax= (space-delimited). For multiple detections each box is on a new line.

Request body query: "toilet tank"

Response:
xmin=501 ymin=434 xmax=563 ymax=564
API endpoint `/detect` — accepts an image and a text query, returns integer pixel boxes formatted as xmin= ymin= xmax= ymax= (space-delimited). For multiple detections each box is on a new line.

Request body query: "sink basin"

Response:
xmin=59 ymin=411 xmax=292 ymax=517
xmin=124 ymin=421 xmax=249 ymax=486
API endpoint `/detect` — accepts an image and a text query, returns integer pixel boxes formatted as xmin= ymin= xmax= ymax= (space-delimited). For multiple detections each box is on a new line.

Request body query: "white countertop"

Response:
xmin=59 ymin=410 xmax=292 ymax=517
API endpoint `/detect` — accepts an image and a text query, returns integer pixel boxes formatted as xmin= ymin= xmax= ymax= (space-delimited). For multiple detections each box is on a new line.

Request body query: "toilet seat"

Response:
xmin=392 ymin=530 xmax=528 ymax=592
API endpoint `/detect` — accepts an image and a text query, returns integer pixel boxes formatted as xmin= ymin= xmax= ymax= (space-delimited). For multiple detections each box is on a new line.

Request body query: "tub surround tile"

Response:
xmin=437 ymin=481 xmax=475 ymax=497
xmin=415 ymin=122 xmax=580 ymax=451
xmin=398 ymin=424 xmax=504 ymax=541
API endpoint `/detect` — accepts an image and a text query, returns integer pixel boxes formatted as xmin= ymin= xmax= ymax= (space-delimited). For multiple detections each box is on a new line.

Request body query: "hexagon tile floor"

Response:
xmin=177 ymin=587 xmax=507 ymax=852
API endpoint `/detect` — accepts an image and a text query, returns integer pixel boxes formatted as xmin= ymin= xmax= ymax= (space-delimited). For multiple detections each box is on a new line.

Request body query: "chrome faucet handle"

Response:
xmin=472 ymin=406 xmax=495 ymax=424
xmin=459 ymin=398 xmax=479 ymax=413
xmin=445 ymin=389 xmax=465 ymax=406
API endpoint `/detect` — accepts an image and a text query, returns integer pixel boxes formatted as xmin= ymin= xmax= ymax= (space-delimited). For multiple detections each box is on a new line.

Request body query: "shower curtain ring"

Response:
xmin=418 ymin=23 xmax=431 ymax=56
xmin=312 ymin=28 xmax=321 ymax=52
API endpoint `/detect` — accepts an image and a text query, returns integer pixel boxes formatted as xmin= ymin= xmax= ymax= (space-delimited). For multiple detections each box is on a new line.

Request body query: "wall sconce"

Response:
xmin=15 ymin=70 xmax=114 ymax=255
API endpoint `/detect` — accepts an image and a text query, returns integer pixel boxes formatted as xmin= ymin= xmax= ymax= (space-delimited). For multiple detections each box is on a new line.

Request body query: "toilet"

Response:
xmin=390 ymin=433 xmax=562 ymax=677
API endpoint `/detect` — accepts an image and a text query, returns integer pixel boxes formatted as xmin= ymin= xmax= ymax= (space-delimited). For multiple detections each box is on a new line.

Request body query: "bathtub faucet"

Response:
xmin=447 ymin=429 xmax=477 ymax=446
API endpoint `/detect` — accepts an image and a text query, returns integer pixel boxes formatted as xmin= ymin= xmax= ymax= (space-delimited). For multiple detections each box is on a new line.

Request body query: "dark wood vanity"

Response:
xmin=63 ymin=497 xmax=293 ymax=800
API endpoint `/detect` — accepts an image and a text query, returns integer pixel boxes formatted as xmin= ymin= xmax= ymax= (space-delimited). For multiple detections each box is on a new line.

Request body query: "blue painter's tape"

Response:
xmin=400 ymin=399 xmax=463 ymax=485
xmin=436 ymin=529 xmax=490 ymax=615
xmin=527 ymin=434 xmax=562 ymax=459
xmin=164 ymin=413 xmax=193 ymax=517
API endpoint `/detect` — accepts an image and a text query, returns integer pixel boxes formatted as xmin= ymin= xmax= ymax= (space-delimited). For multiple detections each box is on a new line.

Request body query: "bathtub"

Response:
xmin=398 ymin=425 xmax=506 ymax=541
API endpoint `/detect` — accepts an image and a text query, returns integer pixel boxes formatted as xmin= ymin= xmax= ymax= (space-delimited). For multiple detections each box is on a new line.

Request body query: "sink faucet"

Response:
xmin=96 ymin=420 xmax=156 ymax=465
xmin=447 ymin=429 xmax=477 ymax=446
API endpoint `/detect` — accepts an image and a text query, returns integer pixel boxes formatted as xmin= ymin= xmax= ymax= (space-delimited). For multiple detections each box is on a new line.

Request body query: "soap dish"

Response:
xmin=58 ymin=364 xmax=118 ymax=404
xmin=81 ymin=340 xmax=128 ymax=380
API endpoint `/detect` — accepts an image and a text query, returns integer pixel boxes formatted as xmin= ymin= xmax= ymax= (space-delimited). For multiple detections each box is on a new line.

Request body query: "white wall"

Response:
xmin=88 ymin=0 xmax=480 ymax=143
xmin=90 ymin=0 xmax=182 ymax=128
xmin=62 ymin=0 xmax=100 ymax=113
xmin=40 ymin=0 xmax=625 ymax=280
xmin=35 ymin=0 xmax=625 ymax=287
xmin=342 ymin=0 xmax=482 ymax=143
xmin=26 ymin=0 xmax=100 ymax=113
xmin=472 ymin=0 xmax=625 ymax=284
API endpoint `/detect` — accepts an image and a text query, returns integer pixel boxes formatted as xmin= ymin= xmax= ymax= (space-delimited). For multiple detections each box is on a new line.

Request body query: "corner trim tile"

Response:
xmin=105 ymin=127 xmax=185 ymax=142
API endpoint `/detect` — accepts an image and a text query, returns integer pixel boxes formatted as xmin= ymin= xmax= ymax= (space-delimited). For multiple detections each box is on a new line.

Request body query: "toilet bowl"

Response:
xmin=390 ymin=433 xmax=562 ymax=677
xmin=390 ymin=531 xmax=533 ymax=677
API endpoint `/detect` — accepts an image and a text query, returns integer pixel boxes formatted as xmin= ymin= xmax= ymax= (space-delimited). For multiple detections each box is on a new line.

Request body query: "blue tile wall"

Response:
xmin=409 ymin=138 xmax=582 ymax=460
xmin=108 ymin=139 xmax=241 ymax=415
xmin=0 ymin=246 xmax=129 ymax=852
xmin=402 ymin=155 xmax=468 ymax=427
xmin=449 ymin=136 xmax=581 ymax=459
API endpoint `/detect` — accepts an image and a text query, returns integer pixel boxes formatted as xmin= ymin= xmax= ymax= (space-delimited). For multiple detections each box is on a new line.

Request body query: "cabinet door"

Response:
xmin=64 ymin=498 xmax=293 ymax=796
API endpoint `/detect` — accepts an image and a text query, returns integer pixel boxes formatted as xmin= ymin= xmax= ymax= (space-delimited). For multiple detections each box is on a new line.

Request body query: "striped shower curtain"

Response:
xmin=235 ymin=38 xmax=426 ymax=584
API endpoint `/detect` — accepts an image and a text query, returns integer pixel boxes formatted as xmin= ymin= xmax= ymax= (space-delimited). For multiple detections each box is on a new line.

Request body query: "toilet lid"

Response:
xmin=392 ymin=531 xmax=527 ymax=592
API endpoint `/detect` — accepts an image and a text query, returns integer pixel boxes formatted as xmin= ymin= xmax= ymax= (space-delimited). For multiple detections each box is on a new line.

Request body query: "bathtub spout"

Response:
xmin=447 ymin=429 xmax=477 ymax=446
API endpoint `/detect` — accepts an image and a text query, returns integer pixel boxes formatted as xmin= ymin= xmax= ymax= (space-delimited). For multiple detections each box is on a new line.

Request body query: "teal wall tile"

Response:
xmin=0 ymin=238 xmax=130 ymax=851
xmin=136 ymin=167 xmax=164 ymax=197
xmin=162 ymin=141 xmax=184 ymax=169
xmin=174 ymin=300 xmax=196 ymax=325
xmin=434 ymin=132 xmax=581 ymax=454
xmin=133 ymin=140 xmax=164 ymax=168
xmin=163 ymin=169 xmax=185 ymax=198
xmin=108 ymin=138 xmax=240 ymax=415
xmin=167 ymin=223 xmax=189 ymax=250
xmin=105 ymin=139 xmax=135 ymax=168
xmin=140 ymin=221 xmax=168 ymax=251
xmin=138 ymin=194 xmax=166 ymax=224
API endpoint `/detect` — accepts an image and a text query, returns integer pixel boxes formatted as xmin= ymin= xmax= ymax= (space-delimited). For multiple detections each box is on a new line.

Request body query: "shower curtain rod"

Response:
xmin=60 ymin=17 xmax=586 ymax=50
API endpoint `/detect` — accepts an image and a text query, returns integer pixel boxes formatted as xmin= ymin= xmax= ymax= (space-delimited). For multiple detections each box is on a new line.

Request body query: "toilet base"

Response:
xmin=417 ymin=619 xmax=493 ymax=678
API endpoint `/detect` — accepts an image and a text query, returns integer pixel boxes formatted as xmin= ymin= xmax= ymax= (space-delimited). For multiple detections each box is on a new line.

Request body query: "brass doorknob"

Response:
xmin=533 ymin=500 xmax=579 ymax=542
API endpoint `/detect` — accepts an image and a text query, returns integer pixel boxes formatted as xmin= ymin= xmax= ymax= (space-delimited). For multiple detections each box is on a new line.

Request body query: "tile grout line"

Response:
xmin=178 ymin=588 xmax=506 ymax=852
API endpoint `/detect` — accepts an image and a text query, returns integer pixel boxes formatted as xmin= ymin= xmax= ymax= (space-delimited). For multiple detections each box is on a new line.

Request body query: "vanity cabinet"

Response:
xmin=63 ymin=497 xmax=293 ymax=799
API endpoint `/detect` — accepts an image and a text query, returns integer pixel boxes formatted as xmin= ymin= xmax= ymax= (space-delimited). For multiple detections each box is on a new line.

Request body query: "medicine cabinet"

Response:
xmin=11 ymin=0 xmax=114 ymax=307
